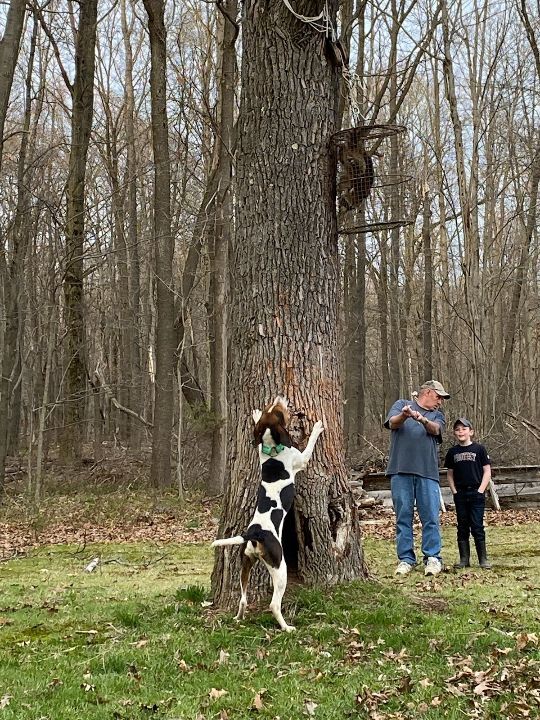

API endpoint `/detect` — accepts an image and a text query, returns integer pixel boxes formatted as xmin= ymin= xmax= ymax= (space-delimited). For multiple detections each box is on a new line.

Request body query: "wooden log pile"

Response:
xmin=352 ymin=466 xmax=540 ymax=510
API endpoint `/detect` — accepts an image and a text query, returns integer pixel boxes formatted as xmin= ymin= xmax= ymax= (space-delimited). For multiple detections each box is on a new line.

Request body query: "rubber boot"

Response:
xmin=453 ymin=540 xmax=470 ymax=569
xmin=474 ymin=539 xmax=492 ymax=569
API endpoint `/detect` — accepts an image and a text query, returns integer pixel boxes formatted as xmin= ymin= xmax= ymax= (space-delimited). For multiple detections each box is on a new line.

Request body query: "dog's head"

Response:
xmin=252 ymin=396 xmax=292 ymax=448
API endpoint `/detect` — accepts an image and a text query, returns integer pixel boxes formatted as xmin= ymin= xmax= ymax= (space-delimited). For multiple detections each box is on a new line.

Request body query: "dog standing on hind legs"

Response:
xmin=211 ymin=396 xmax=324 ymax=632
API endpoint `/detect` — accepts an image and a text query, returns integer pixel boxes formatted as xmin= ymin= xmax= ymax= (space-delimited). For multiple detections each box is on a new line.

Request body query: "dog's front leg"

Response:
xmin=295 ymin=420 xmax=324 ymax=471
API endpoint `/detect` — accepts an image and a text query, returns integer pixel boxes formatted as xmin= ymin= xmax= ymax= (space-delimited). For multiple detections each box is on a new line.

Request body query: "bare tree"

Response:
xmin=0 ymin=0 xmax=26 ymax=174
xmin=207 ymin=0 xmax=238 ymax=495
xmin=143 ymin=0 xmax=176 ymax=487
xmin=0 ymin=2 xmax=31 ymax=490
xmin=62 ymin=0 xmax=98 ymax=460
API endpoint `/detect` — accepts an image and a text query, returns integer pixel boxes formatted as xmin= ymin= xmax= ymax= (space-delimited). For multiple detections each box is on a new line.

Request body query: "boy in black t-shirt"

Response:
xmin=444 ymin=418 xmax=492 ymax=570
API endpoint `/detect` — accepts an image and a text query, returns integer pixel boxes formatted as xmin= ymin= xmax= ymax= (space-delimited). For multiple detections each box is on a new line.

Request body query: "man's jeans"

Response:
xmin=390 ymin=473 xmax=442 ymax=564
xmin=454 ymin=488 xmax=486 ymax=542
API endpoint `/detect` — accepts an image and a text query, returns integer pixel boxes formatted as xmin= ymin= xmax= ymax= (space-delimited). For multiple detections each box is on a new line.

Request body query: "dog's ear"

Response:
xmin=272 ymin=425 xmax=292 ymax=448
xmin=252 ymin=409 xmax=262 ymax=424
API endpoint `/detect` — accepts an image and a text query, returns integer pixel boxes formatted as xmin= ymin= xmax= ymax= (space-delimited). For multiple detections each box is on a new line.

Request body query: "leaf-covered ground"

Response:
xmin=2 ymin=475 xmax=540 ymax=555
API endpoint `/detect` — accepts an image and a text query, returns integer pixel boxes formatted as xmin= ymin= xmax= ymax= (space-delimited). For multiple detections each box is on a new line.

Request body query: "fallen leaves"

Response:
xmin=516 ymin=632 xmax=539 ymax=651
xmin=209 ymin=688 xmax=228 ymax=701
xmin=0 ymin=490 xmax=220 ymax=555
xmin=444 ymin=649 xmax=540 ymax=716
xmin=359 ymin=508 xmax=540 ymax=541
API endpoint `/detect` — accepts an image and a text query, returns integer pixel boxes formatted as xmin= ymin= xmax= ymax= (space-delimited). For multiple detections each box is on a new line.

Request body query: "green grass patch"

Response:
xmin=0 ymin=526 xmax=538 ymax=719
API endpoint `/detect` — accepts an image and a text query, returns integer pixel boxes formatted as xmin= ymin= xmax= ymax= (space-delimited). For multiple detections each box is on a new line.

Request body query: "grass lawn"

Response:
xmin=0 ymin=517 xmax=539 ymax=719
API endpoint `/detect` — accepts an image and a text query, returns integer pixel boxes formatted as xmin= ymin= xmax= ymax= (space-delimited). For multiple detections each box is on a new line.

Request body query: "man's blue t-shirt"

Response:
xmin=384 ymin=399 xmax=446 ymax=481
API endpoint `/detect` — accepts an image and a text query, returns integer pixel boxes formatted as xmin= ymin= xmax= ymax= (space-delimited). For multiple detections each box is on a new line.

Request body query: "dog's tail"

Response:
xmin=211 ymin=536 xmax=245 ymax=548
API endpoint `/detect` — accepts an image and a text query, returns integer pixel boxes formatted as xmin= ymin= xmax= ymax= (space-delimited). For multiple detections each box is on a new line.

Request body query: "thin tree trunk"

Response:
xmin=0 ymin=13 xmax=35 ymax=492
xmin=431 ymin=58 xmax=450 ymax=390
xmin=207 ymin=0 xmax=238 ymax=496
xmin=387 ymin=0 xmax=401 ymax=399
xmin=121 ymin=0 xmax=142 ymax=451
xmin=0 ymin=0 xmax=26 ymax=174
xmin=175 ymin=362 xmax=184 ymax=500
xmin=441 ymin=0 xmax=481 ymax=411
xmin=143 ymin=0 xmax=176 ymax=488
xmin=62 ymin=0 xmax=98 ymax=461
xmin=422 ymin=191 xmax=433 ymax=379
xmin=35 ymin=302 xmax=56 ymax=505
xmin=499 ymin=151 xmax=540 ymax=396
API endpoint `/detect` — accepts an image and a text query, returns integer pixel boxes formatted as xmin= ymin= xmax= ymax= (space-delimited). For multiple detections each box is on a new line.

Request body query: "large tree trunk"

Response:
xmin=62 ymin=0 xmax=97 ymax=461
xmin=211 ymin=0 xmax=366 ymax=611
xmin=143 ymin=0 xmax=176 ymax=488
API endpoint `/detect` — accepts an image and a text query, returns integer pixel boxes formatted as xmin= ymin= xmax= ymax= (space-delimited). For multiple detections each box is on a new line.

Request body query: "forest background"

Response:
xmin=1 ymin=0 xmax=539 ymax=504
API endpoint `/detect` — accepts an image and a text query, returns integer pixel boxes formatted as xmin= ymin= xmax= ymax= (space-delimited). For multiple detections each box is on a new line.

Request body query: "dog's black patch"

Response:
xmin=245 ymin=524 xmax=283 ymax=568
xmin=261 ymin=458 xmax=290 ymax=483
xmin=280 ymin=483 xmax=295 ymax=512
xmin=271 ymin=508 xmax=284 ymax=534
xmin=256 ymin=486 xmax=278 ymax=513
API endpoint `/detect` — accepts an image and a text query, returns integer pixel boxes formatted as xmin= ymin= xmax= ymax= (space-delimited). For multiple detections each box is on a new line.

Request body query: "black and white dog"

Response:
xmin=212 ymin=397 xmax=324 ymax=632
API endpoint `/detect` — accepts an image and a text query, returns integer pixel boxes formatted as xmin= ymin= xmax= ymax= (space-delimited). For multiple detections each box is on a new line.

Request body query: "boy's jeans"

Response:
xmin=454 ymin=488 xmax=486 ymax=542
xmin=390 ymin=473 xmax=442 ymax=565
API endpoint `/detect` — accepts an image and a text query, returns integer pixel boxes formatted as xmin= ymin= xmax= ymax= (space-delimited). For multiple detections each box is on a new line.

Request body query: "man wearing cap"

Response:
xmin=384 ymin=380 xmax=449 ymax=577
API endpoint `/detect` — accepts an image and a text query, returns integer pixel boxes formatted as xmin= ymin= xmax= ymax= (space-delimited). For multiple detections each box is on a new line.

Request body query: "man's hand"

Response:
xmin=403 ymin=405 xmax=423 ymax=422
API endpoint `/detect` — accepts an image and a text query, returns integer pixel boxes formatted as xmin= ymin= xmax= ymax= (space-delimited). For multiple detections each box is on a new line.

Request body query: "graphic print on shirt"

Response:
xmin=453 ymin=451 xmax=478 ymax=463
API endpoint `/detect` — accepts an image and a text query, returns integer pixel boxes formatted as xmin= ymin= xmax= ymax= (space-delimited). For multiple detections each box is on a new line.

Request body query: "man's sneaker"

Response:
xmin=424 ymin=557 xmax=442 ymax=576
xmin=395 ymin=561 xmax=414 ymax=576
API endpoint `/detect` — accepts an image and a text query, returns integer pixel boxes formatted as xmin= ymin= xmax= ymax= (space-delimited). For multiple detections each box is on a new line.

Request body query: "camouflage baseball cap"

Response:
xmin=420 ymin=380 xmax=450 ymax=398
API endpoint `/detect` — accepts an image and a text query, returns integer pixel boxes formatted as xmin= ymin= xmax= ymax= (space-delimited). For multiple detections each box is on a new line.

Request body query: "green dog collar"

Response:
xmin=261 ymin=443 xmax=285 ymax=457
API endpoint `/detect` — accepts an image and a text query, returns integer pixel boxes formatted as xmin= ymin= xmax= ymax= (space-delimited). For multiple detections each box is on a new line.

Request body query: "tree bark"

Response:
xmin=387 ymin=0 xmax=402 ymax=399
xmin=207 ymin=0 xmax=238 ymax=496
xmin=0 ymin=0 xmax=26 ymax=174
xmin=441 ymin=0 xmax=482 ymax=412
xmin=62 ymin=0 xmax=98 ymax=461
xmin=211 ymin=0 xmax=366 ymax=611
xmin=143 ymin=0 xmax=176 ymax=488
xmin=121 ymin=0 xmax=142 ymax=450
xmin=0 ymin=0 xmax=27 ymax=495
xmin=422 ymin=191 xmax=433 ymax=379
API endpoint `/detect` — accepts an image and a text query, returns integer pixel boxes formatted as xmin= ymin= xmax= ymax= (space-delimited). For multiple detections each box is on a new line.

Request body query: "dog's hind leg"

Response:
xmin=235 ymin=552 xmax=255 ymax=621
xmin=268 ymin=560 xmax=295 ymax=632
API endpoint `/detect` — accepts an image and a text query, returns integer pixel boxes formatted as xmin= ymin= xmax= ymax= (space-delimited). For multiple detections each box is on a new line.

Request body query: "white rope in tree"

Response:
xmin=341 ymin=66 xmax=367 ymax=122
xmin=281 ymin=0 xmax=337 ymax=41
